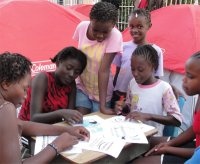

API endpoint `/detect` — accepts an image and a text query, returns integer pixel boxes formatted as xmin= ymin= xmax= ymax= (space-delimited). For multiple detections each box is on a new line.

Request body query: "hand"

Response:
xmin=145 ymin=142 xmax=170 ymax=156
xmin=60 ymin=109 xmax=83 ymax=124
xmin=125 ymin=111 xmax=152 ymax=122
xmin=67 ymin=126 xmax=90 ymax=141
xmin=52 ymin=132 xmax=78 ymax=153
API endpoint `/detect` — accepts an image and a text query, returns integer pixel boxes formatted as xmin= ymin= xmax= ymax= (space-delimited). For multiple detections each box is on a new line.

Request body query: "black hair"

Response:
xmin=191 ymin=51 xmax=200 ymax=59
xmin=51 ymin=46 xmax=87 ymax=74
xmin=0 ymin=52 xmax=32 ymax=84
xmin=132 ymin=44 xmax=159 ymax=71
xmin=101 ymin=0 xmax=121 ymax=9
xmin=90 ymin=1 xmax=118 ymax=24
xmin=129 ymin=8 xmax=151 ymax=26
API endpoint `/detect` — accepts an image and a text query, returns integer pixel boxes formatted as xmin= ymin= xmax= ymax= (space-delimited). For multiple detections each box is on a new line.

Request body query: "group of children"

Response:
xmin=0 ymin=1 xmax=199 ymax=163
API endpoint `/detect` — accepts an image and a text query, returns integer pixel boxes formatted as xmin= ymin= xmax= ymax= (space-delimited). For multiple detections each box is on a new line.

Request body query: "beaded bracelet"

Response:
xmin=48 ymin=143 xmax=59 ymax=157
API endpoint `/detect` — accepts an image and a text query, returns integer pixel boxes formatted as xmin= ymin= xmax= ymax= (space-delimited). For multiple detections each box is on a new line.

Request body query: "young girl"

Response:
xmin=115 ymin=45 xmax=182 ymax=136
xmin=0 ymin=52 xmax=89 ymax=163
xmin=73 ymin=1 xmax=123 ymax=115
xmin=19 ymin=46 xmax=87 ymax=124
xmin=112 ymin=8 xmax=163 ymax=105
xmin=132 ymin=51 xmax=200 ymax=164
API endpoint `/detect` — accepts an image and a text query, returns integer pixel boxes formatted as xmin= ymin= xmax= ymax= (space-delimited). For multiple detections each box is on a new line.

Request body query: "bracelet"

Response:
xmin=48 ymin=143 xmax=59 ymax=157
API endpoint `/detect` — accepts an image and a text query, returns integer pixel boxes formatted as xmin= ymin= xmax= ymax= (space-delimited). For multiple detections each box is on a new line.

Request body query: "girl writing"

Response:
xmin=115 ymin=45 xmax=182 ymax=136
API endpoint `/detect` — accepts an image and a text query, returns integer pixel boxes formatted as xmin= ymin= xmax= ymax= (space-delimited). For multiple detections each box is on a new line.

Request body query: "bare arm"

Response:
xmin=99 ymin=52 xmax=116 ymax=115
xmin=68 ymin=81 xmax=76 ymax=109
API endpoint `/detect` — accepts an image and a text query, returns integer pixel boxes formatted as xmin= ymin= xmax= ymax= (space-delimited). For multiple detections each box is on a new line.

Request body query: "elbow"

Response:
xmin=174 ymin=118 xmax=181 ymax=127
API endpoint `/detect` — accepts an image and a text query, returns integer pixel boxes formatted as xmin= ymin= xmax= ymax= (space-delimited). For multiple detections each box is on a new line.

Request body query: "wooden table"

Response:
xmin=50 ymin=112 xmax=158 ymax=164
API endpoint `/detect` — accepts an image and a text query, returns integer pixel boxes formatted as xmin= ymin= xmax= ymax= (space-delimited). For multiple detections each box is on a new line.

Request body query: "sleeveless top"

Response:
xmin=19 ymin=72 xmax=72 ymax=121
xmin=0 ymin=101 xmax=23 ymax=150
xmin=193 ymin=109 xmax=200 ymax=147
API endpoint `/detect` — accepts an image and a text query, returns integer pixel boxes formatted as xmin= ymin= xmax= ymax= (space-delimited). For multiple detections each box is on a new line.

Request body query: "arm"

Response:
xmin=67 ymin=81 xmax=76 ymax=109
xmin=0 ymin=104 xmax=21 ymax=163
xmin=113 ymin=66 xmax=120 ymax=86
xmin=99 ymin=52 xmax=116 ymax=115
xmin=146 ymin=126 xmax=195 ymax=157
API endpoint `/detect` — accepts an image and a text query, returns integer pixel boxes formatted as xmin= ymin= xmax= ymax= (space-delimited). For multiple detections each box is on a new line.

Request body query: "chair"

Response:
xmin=163 ymin=96 xmax=185 ymax=137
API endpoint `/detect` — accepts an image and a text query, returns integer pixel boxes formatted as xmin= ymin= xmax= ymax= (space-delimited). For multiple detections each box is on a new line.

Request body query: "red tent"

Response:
xmin=67 ymin=4 xmax=93 ymax=17
xmin=0 ymin=0 xmax=88 ymax=75
xmin=123 ymin=5 xmax=200 ymax=74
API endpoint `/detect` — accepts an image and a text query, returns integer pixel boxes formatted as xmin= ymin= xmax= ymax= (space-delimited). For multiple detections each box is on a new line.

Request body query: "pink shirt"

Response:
xmin=73 ymin=21 xmax=123 ymax=102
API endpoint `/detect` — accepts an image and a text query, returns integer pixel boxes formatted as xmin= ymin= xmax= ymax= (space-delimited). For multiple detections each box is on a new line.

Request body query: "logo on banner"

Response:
xmin=31 ymin=60 xmax=56 ymax=76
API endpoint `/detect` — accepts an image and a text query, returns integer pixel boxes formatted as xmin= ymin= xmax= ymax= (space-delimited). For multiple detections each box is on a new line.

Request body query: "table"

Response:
xmin=50 ymin=112 xmax=158 ymax=164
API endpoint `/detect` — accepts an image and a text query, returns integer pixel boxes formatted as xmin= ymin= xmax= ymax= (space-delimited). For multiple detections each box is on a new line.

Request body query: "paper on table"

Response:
xmin=34 ymin=136 xmax=82 ymax=155
xmin=103 ymin=116 xmax=149 ymax=144
xmin=72 ymin=115 xmax=105 ymax=136
xmin=74 ymin=135 xmax=126 ymax=158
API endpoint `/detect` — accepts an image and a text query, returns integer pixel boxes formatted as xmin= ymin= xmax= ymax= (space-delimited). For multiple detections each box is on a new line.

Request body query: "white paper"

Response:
xmin=72 ymin=115 xmax=105 ymax=136
xmin=103 ymin=116 xmax=149 ymax=144
xmin=74 ymin=135 xmax=126 ymax=158
xmin=34 ymin=136 xmax=82 ymax=155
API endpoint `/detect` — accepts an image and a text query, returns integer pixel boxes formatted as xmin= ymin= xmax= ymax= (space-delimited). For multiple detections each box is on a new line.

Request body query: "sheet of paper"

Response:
xmin=34 ymin=136 xmax=82 ymax=155
xmin=73 ymin=115 xmax=105 ymax=136
xmin=103 ymin=116 xmax=149 ymax=144
xmin=74 ymin=135 xmax=126 ymax=158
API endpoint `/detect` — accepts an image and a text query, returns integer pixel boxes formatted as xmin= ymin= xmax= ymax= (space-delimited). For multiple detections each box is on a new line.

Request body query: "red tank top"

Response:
xmin=193 ymin=110 xmax=200 ymax=147
xmin=19 ymin=72 xmax=72 ymax=121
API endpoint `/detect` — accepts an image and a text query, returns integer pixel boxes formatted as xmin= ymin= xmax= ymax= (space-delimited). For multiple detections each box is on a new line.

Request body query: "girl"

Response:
xmin=132 ymin=51 xmax=200 ymax=164
xmin=73 ymin=1 xmax=123 ymax=115
xmin=19 ymin=46 xmax=87 ymax=124
xmin=112 ymin=8 xmax=163 ymax=106
xmin=115 ymin=45 xmax=182 ymax=136
xmin=0 ymin=52 xmax=89 ymax=163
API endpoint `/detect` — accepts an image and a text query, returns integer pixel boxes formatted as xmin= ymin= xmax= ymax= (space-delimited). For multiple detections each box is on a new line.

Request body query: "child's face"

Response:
xmin=128 ymin=15 xmax=150 ymax=45
xmin=56 ymin=58 xmax=82 ymax=85
xmin=182 ymin=58 xmax=200 ymax=96
xmin=88 ymin=19 xmax=114 ymax=42
xmin=131 ymin=55 xmax=154 ymax=85
xmin=6 ymin=73 xmax=31 ymax=108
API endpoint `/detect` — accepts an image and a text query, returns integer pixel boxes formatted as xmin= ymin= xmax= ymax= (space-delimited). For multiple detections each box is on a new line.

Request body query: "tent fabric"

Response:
xmin=123 ymin=4 xmax=200 ymax=74
xmin=67 ymin=4 xmax=92 ymax=17
xmin=0 ymin=0 xmax=88 ymax=75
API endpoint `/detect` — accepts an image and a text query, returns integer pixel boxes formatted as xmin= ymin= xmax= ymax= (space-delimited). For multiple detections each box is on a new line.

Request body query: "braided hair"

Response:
xmin=90 ymin=1 xmax=118 ymax=24
xmin=51 ymin=46 xmax=87 ymax=74
xmin=132 ymin=44 xmax=159 ymax=72
xmin=191 ymin=51 xmax=200 ymax=59
xmin=0 ymin=52 xmax=32 ymax=84
xmin=129 ymin=8 xmax=151 ymax=27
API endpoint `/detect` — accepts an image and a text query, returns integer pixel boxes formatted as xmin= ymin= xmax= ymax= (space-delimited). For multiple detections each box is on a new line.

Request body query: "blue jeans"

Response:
xmin=76 ymin=89 xmax=111 ymax=113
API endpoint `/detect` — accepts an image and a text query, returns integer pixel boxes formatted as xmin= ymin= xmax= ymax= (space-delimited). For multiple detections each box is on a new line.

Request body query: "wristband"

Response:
xmin=48 ymin=143 xmax=59 ymax=156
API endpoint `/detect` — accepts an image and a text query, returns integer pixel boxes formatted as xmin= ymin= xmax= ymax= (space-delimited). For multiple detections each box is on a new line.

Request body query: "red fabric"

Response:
xmin=138 ymin=0 xmax=148 ymax=8
xmin=19 ymin=72 xmax=72 ymax=121
xmin=0 ymin=0 xmax=88 ymax=75
xmin=67 ymin=4 xmax=92 ymax=17
xmin=122 ymin=5 xmax=200 ymax=74
xmin=193 ymin=110 xmax=200 ymax=147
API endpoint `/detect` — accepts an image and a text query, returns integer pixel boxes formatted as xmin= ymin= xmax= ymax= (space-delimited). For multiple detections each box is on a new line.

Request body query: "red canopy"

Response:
xmin=0 ymin=0 xmax=88 ymax=75
xmin=123 ymin=5 xmax=200 ymax=74
xmin=67 ymin=4 xmax=92 ymax=17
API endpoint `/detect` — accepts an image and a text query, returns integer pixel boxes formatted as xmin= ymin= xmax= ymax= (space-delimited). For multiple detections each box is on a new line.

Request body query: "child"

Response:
xmin=115 ymin=45 xmax=182 ymax=136
xmin=19 ymin=46 xmax=87 ymax=124
xmin=0 ymin=52 xmax=89 ymax=163
xmin=112 ymin=8 xmax=163 ymax=105
xmin=73 ymin=1 xmax=123 ymax=115
xmin=132 ymin=51 xmax=200 ymax=164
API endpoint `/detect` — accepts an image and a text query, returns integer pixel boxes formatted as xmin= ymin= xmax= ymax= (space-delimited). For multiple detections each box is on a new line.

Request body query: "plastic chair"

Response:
xmin=163 ymin=96 xmax=185 ymax=137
